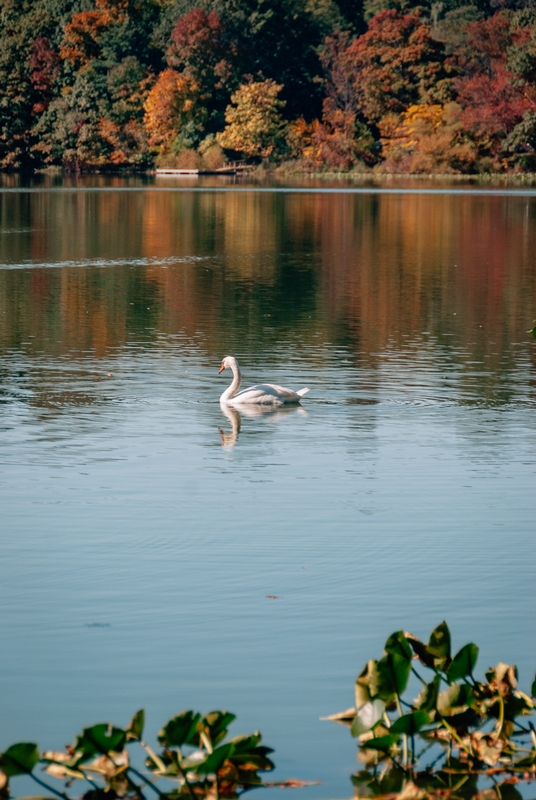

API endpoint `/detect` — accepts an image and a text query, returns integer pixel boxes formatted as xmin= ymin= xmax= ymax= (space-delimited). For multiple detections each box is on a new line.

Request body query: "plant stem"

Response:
xmin=29 ymin=771 xmax=73 ymax=800
xmin=175 ymin=761 xmax=196 ymax=800
xmin=394 ymin=694 xmax=407 ymax=766
xmin=140 ymin=741 xmax=167 ymax=774
xmin=411 ymin=668 xmax=428 ymax=686
xmin=127 ymin=766 xmax=164 ymax=796
xmin=495 ymin=695 xmax=505 ymax=741
xmin=441 ymin=717 xmax=472 ymax=757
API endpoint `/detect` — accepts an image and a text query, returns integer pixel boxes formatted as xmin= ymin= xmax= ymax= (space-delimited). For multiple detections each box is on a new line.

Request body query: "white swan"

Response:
xmin=219 ymin=356 xmax=309 ymax=406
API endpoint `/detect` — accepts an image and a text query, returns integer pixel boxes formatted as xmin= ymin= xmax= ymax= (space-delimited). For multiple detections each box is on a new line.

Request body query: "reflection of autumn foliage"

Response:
xmin=217 ymin=80 xmax=286 ymax=158
xmin=379 ymin=103 xmax=476 ymax=173
xmin=2 ymin=191 xmax=535 ymax=397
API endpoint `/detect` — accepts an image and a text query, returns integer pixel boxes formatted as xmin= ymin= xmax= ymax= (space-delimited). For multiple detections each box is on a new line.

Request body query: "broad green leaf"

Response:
xmin=389 ymin=711 xmax=430 ymax=735
xmin=351 ymin=699 xmax=385 ymax=737
xmin=384 ymin=631 xmax=412 ymax=662
xmin=361 ymin=734 xmax=399 ymax=752
xmin=227 ymin=735 xmax=274 ymax=771
xmin=228 ymin=733 xmax=262 ymax=753
xmin=73 ymin=724 xmax=127 ymax=759
xmin=446 ymin=643 xmax=479 ymax=682
xmin=0 ymin=743 xmax=39 ymax=776
xmin=158 ymin=711 xmax=201 ymax=747
xmin=376 ymin=653 xmax=411 ymax=700
xmin=529 ymin=321 xmax=536 ymax=339
xmin=414 ymin=676 xmax=440 ymax=712
xmin=195 ymin=742 xmax=234 ymax=774
xmin=427 ymin=622 xmax=451 ymax=665
xmin=201 ymin=711 xmax=236 ymax=747
xmin=126 ymin=710 xmax=145 ymax=742
xmin=531 ymin=673 xmax=536 ymax=698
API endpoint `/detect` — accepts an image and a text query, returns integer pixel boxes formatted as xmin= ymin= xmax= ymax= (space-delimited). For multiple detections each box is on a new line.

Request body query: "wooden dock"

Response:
xmin=155 ymin=164 xmax=252 ymax=176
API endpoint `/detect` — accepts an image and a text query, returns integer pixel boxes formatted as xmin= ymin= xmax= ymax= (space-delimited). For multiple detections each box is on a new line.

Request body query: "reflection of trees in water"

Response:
xmin=0 ymin=189 xmax=535 ymax=406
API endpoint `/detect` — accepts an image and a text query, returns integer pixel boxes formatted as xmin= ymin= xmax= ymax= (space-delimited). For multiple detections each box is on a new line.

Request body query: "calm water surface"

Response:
xmin=1 ymin=179 xmax=535 ymax=798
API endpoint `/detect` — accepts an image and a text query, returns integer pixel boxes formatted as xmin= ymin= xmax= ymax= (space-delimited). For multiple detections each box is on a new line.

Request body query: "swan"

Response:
xmin=219 ymin=356 xmax=309 ymax=406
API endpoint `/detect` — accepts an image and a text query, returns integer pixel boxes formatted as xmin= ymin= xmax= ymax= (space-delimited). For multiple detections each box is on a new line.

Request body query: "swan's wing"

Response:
xmin=231 ymin=383 xmax=304 ymax=405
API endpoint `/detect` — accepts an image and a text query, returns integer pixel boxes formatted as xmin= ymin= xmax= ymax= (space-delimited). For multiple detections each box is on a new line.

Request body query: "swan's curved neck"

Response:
xmin=220 ymin=360 xmax=241 ymax=402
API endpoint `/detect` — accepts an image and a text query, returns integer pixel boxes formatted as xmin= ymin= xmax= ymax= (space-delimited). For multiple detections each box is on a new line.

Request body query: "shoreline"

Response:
xmin=4 ymin=165 xmax=536 ymax=185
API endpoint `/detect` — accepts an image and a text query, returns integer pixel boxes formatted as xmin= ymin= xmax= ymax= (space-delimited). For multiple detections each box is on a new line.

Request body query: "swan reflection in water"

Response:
xmin=219 ymin=402 xmax=307 ymax=448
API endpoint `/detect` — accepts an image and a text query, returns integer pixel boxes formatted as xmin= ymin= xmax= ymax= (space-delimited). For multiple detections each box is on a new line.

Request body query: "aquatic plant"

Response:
xmin=0 ymin=710 xmax=274 ymax=800
xmin=325 ymin=622 xmax=536 ymax=798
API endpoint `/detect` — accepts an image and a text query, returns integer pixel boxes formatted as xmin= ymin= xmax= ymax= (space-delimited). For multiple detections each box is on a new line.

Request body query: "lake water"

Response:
xmin=1 ymin=177 xmax=535 ymax=799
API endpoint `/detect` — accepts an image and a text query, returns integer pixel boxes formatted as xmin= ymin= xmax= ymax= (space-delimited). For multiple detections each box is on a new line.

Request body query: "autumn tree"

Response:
xmin=165 ymin=8 xmax=236 ymax=134
xmin=0 ymin=0 xmax=72 ymax=169
xmin=379 ymin=102 xmax=476 ymax=172
xmin=342 ymin=10 xmax=451 ymax=125
xmin=217 ymin=80 xmax=286 ymax=158
xmin=143 ymin=68 xmax=205 ymax=152
xmin=454 ymin=12 xmax=536 ymax=166
xmin=287 ymin=31 xmax=376 ymax=169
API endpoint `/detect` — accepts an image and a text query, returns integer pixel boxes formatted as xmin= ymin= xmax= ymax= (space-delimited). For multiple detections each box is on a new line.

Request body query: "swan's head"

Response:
xmin=219 ymin=356 xmax=237 ymax=374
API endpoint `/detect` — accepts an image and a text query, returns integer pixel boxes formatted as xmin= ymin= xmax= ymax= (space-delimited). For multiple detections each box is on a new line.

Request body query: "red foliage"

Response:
xmin=464 ymin=12 xmax=511 ymax=65
xmin=454 ymin=12 xmax=536 ymax=155
xmin=167 ymin=8 xmax=233 ymax=92
xmin=342 ymin=10 xmax=448 ymax=124
xmin=29 ymin=37 xmax=60 ymax=113
xmin=321 ymin=31 xmax=361 ymax=116
xmin=171 ymin=8 xmax=224 ymax=59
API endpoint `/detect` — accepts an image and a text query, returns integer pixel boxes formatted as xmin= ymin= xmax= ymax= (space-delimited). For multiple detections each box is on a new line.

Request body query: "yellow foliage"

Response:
xmin=378 ymin=103 xmax=476 ymax=173
xmin=217 ymin=80 xmax=286 ymax=158
xmin=143 ymin=69 xmax=203 ymax=148
xmin=286 ymin=117 xmax=316 ymax=159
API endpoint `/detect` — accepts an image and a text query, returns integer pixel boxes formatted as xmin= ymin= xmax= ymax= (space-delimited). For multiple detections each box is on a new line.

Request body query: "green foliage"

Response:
xmin=327 ymin=622 xmax=536 ymax=795
xmin=0 ymin=743 xmax=39 ymax=777
xmin=3 ymin=0 xmax=536 ymax=172
xmin=0 ymin=710 xmax=274 ymax=800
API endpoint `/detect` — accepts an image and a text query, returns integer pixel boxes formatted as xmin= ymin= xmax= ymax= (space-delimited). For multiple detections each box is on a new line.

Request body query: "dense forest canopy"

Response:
xmin=2 ymin=0 xmax=536 ymax=172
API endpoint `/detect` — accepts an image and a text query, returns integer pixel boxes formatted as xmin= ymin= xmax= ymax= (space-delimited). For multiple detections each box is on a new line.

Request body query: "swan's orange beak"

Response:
xmin=219 ymin=363 xmax=225 ymax=374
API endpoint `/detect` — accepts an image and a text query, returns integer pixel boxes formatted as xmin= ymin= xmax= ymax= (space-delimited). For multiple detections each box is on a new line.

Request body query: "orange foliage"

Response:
xmin=60 ymin=0 xmax=128 ymax=68
xmin=98 ymin=118 xmax=147 ymax=164
xmin=344 ymin=10 xmax=449 ymax=125
xmin=378 ymin=103 xmax=476 ymax=173
xmin=287 ymin=100 xmax=375 ymax=170
xmin=143 ymin=69 xmax=203 ymax=148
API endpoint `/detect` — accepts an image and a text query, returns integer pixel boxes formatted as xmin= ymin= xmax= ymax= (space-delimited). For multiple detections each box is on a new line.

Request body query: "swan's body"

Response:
xmin=219 ymin=356 xmax=309 ymax=406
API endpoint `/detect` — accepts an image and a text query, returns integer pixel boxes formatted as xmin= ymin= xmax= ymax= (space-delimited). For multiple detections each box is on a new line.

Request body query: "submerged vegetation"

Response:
xmin=5 ymin=0 xmax=536 ymax=173
xmin=1 ymin=624 xmax=535 ymax=800
xmin=0 ymin=710 xmax=274 ymax=800
xmin=326 ymin=622 xmax=536 ymax=798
